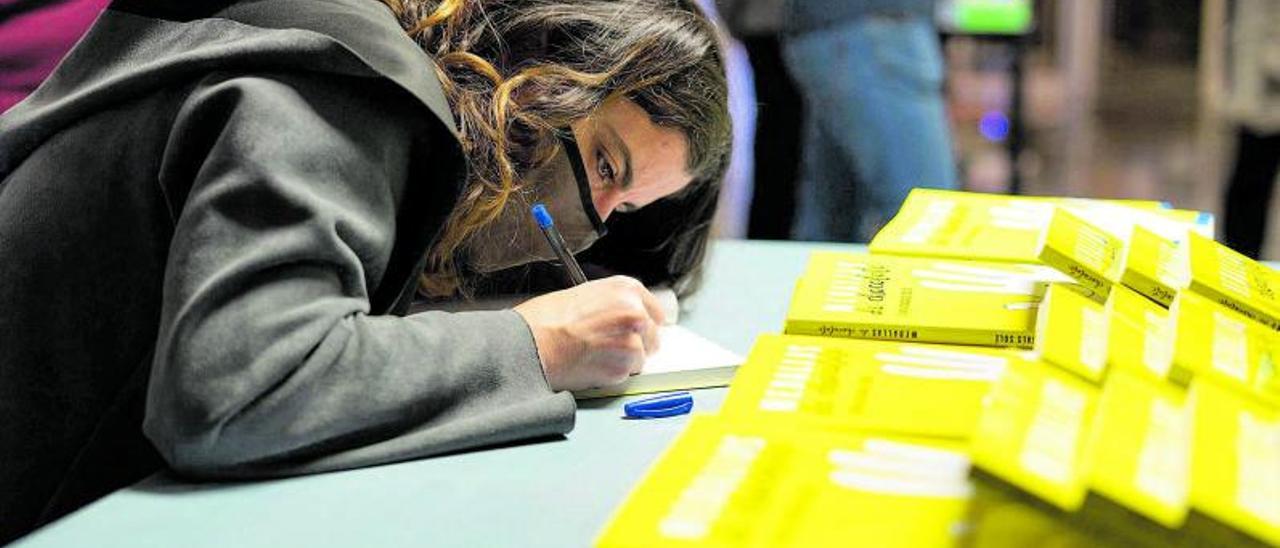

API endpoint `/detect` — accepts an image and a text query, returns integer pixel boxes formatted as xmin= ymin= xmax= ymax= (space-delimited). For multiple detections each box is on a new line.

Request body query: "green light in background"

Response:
xmin=951 ymin=0 xmax=1034 ymax=35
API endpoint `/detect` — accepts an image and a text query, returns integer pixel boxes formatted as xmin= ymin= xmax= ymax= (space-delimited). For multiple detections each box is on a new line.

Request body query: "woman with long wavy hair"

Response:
xmin=0 ymin=0 xmax=730 ymax=541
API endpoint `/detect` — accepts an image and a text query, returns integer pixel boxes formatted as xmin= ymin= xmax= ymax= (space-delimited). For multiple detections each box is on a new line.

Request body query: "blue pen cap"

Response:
xmin=624 ymin=392 xmax=693 ymax=419
xmin=531 ymin=204 xmax=554 ymax=229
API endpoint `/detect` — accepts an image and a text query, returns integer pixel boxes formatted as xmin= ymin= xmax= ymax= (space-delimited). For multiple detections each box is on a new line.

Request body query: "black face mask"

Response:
xmin=463 ymin=136 xmax=607 ymax=273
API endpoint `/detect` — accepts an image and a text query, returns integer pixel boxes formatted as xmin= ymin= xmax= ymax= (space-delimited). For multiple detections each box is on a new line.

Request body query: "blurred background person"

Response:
xmin=691 ymin=0 xmax=759 ymax=239
xmin=1221 ymin=0 xmax=1280 ymax=259
xmin=782 ymin=0 xmax=958 ymax=243
xmin=718 ymin=0 xmax=804 ymax=240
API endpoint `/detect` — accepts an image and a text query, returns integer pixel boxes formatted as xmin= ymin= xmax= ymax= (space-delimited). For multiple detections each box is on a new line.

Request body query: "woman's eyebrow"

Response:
xmin=602 ymin=123 xmax=633 ymax=190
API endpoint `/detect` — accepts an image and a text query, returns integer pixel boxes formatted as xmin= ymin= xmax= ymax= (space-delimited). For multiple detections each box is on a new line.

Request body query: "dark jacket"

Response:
xmin=0 ymin=0 xmax=575 ymax=541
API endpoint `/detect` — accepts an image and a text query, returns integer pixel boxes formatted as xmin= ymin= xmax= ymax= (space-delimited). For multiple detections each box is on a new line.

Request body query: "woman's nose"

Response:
xmin=592 ymin=188 xmax=624 ymax=222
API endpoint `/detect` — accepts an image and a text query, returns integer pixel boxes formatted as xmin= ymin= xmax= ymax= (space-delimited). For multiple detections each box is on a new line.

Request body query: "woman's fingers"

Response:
xmin=513 ymin=276 xmax=669 ymax=392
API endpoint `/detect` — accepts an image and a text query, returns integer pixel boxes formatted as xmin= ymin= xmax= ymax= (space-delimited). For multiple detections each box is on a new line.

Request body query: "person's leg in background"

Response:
xmin=1222 ymin=127 xmax=1280 ymax=259
xmin=741 ymin=36 xmax=804 ymax=240
xmin=790 ymin=99 xmax=861 ymax=241
xmin=783 ymin=13 xmax=957 ymax=242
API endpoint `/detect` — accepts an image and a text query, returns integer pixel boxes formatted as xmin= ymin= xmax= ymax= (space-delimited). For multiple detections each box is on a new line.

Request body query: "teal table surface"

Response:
xmin=17 ymin=239 xmax=859 ymax=548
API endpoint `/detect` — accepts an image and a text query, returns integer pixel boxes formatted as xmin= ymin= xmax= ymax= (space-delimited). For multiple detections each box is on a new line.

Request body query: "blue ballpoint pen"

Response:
xmin=532 ymin=204 xmax=589 ymax=286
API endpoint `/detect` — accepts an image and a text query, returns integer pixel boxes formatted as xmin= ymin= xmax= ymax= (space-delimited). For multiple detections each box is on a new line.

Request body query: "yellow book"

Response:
xmin=970 ymin=359 xmax=1100 ymax=512
xmin=1083 ymin=370 xmax=1191 ymax=529
xmin=1036 ymin=208 xmax=1125 ymax=302
xmin=595 ymin=415 xmax=973 ymax=548
xmin=1171 ymin=291 xmax=1280 ymax=407
xmin=869 ymin=189 xmax=1055 ymax=262
xmin=1185 ymin=232 xmax=1280 ymax=331
xmin=1069 ymin=199 xmax=1214 ymax=244
xmin=721 ymin=334 xmax=1017 ymax=439
xmin=785 ymin=251 xmax=1067 ymax=348
xmin=1034 ymin=283 xmax=1111 ymax=382
xmin=1118 ymin=225 xmax=1188 ymax=307
xmin=1189 ymin=380 xmax=1280 ymax=546
xmin=869 ymin=189 xmax=1211 ymax=264
xmin=1105 ymin=285 xmax=1178 ymax=384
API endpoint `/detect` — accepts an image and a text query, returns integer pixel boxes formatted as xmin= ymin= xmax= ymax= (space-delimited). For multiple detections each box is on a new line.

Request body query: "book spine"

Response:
xmin=1120 ymin=270 xmax=1175 ymax=308
xmin=783 ymin=320 xmax=1034 ymax=348
xmin=1041 ymin=245 xmax=1112 ymax=302
xmin=1188 ymin=280 xmax=1280 ymax=331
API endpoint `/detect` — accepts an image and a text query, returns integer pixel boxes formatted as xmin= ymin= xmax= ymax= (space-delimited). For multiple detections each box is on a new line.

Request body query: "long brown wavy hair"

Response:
xmin=379 ymin=0 xmax=731 ymax=296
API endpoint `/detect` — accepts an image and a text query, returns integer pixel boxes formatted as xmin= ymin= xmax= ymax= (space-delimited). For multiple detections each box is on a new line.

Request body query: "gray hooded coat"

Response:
xmin=0 ymin=0 xmax=576 ymax=541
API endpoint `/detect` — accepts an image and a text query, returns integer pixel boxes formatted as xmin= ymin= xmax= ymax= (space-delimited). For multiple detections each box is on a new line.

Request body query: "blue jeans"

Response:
xmin=784 ymin=15 xmax=957 ymax=242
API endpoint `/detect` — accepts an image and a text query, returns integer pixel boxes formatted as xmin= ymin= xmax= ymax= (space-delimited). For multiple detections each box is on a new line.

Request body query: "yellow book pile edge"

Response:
xmin=596 ymin=415 xmax=973 ymax=548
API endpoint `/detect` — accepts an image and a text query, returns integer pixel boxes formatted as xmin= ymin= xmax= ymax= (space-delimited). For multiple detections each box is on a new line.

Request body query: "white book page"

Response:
xmin=573 ymin=325 xmax=743 ymax=399
xmin=642 ymin=325 xmax=742 ymax=375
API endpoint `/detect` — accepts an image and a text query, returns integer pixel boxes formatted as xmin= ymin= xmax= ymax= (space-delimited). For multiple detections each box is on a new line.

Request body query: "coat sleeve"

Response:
xmin=143 ymin=71 xmax=576 ymax=478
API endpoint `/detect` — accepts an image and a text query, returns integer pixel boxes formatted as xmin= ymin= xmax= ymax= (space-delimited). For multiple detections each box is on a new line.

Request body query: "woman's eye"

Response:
xmin=597 ymin=152 xmax=615 ymax=183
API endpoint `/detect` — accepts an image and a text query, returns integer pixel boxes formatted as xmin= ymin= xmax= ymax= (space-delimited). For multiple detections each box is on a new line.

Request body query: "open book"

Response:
xmin=414 ymin=288 xmax=743 ymax=399
xmin=572 ymin=323 xmax=742 ymax=399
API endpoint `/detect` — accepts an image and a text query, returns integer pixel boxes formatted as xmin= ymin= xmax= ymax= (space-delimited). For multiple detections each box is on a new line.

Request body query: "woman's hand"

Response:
xmin=514 ymin=276 xmax=665 ymax=392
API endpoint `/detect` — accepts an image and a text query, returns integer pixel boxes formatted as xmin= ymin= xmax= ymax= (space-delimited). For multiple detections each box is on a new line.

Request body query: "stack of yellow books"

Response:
xmin=866 ymin=190 xmax=1279 ymax=545
xmin=868 ymin=188 xmax=1212 ymax=264
xmin=598 ymin=189 xmax=1280 ymax=547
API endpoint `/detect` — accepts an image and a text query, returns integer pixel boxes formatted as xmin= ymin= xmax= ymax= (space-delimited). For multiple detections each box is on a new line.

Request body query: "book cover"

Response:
xmin=1189 ymin=380 xmax=1280 ymax=546
xmin=1184 ymin=232 xmax=1280 ymax=331
xmin=1105 ymin=285 xmax=1178 ymax=384
xmin=1083 ymin=370 xmax=1192 ymax=529
xmin=1034 ymin=283 xmax=1111 ymax=383
xmin=1170 ymin=291 xmax=1280 ymax=407
xmin=595 ymin=415 xmax=973 ymax=548
xmin=970 ymin=359 xmax=1100 ymax=512
xmin=785 ymin=251 xmax=1068 ymax=348
xmin=1036 ymin=208 xmax=1125 ymax=302
xmin=869 ymin=189 xmax=1053 ymax=263
xmin=720 ymin=334 xmax=1017 ymax=439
